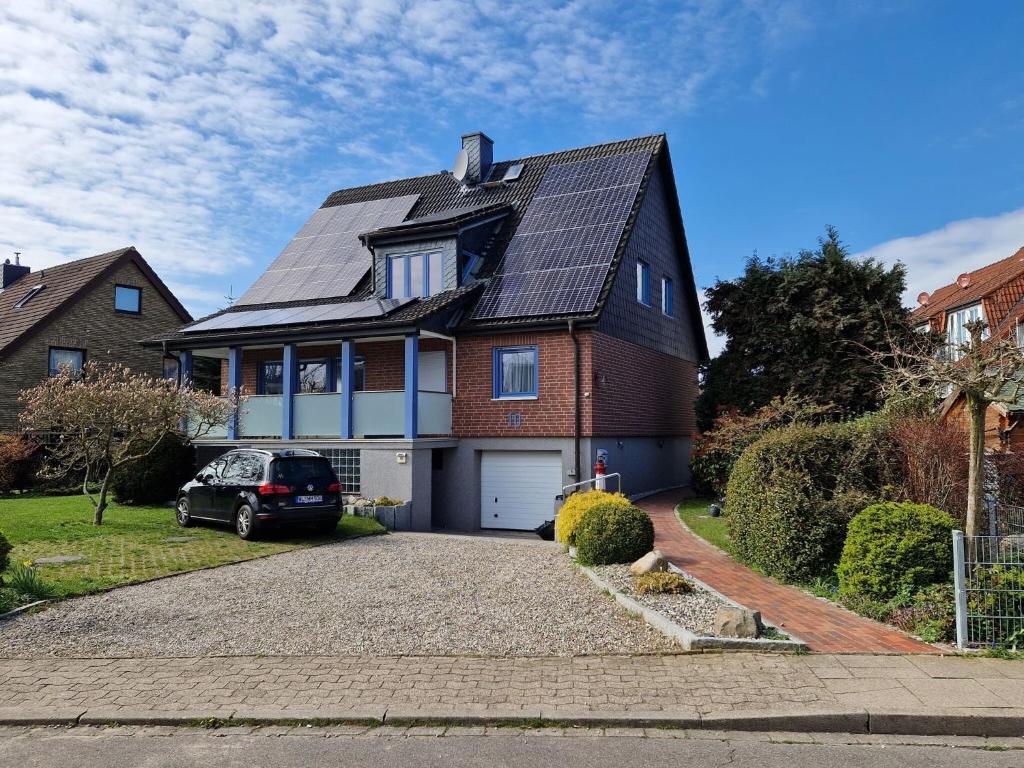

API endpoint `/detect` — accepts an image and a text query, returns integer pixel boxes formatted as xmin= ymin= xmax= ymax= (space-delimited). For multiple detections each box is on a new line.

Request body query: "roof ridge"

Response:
xmin=927 ymin=244 xmax=1024 ymax=296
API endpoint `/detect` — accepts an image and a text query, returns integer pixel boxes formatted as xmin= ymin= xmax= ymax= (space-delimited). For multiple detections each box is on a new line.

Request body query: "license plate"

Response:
xmin=295 ymin=495 xmax=324 ymax=505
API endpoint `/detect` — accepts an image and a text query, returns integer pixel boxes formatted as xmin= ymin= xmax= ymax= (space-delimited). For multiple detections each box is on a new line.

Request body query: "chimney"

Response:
xmin=461 ymin=131 xmax=493 ymax=185
xmin=1 ymin=253 xmax=30 ymax=289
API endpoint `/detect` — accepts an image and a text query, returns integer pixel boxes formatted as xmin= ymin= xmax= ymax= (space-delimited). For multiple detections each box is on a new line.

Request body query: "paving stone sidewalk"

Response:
xmin=2 ymin=653 xmax=1023 ymax=727
xmin=641 ymin=491 xmax=938 ymax=654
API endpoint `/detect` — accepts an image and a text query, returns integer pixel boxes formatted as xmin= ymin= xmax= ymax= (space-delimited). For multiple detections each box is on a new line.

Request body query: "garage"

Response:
xmin=480 ymin=451 xmax=563 ymax=530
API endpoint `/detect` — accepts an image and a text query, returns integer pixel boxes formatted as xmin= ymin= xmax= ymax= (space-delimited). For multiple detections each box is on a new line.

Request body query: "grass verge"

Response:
xmin=675 ymin=498 xmax=734 ymax=555
xmin=0 ymin=494 xmax=383 ymax=604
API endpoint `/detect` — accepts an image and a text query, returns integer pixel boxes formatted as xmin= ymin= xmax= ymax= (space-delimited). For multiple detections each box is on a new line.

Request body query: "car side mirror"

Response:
xmin=196 ymin=473 xmax=211 ymax=483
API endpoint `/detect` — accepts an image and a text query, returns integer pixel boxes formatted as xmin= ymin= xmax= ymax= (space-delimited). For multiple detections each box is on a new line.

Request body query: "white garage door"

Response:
xmin=481 ymin=451 xmax=563 ymax=530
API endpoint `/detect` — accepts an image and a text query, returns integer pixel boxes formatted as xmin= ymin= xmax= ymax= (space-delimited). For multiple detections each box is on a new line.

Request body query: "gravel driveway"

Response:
xmin=0 ymin=532 xmax=676 ymax=658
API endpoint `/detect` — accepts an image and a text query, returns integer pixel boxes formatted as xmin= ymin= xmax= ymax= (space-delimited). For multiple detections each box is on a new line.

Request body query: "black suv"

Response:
xmin=175 ymin=449 xmax=342 ymax=539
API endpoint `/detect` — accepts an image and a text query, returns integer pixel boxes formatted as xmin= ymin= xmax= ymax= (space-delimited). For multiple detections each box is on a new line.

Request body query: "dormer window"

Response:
xmin=946 ymin=303 xmax=985 ymax=359
xmin=387 ymin=251 xmax=443 ymax=299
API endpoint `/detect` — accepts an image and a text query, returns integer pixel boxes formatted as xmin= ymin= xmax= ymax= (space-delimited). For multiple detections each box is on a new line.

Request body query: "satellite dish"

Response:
xmin=917 ymin=291 xmax=930 ymax=306
xmin=452 ymin=149 xmax=469 ymax=183
xmin=957 ymin=273 xmax=972 ymax=289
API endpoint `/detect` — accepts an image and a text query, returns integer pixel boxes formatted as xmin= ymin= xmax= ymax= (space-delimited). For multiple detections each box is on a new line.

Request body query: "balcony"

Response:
xmin=186 ymin=331 xmax=453 ymax=442
xmin=215 ymin=391 xmax=452 ymax=440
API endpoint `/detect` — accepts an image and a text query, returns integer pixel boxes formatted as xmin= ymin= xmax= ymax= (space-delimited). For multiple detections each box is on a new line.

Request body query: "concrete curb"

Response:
xmin=578 ymin=564 xmax=807 ymax=653
xmin=3 ymin=705 xmax=1024 ymax=737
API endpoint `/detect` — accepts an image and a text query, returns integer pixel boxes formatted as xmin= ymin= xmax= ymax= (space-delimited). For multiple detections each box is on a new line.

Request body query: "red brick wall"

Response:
xmin=590 ymin=331 xmax=698 ymax=437
xmin=221 ymin=338 xmax=452 ymax=393
xmin=452 ymin=330 xmax=594 ymax=438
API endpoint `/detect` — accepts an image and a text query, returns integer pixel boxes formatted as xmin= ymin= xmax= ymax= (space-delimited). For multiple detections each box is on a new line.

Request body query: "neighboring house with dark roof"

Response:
xmin=147 ymin=132 xmax=708 ymax=531
xmin=913 ymin=246 xmax=1024 ymax=450
xmin=0 ymin=247 xmax=192 ymax=432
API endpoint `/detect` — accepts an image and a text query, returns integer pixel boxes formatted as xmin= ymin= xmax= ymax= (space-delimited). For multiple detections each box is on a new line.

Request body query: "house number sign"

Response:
xmin=507 ymin=412 xmax=522 ymax=429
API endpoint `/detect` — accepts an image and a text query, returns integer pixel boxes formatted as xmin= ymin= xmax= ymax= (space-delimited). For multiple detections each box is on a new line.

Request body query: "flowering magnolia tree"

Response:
xmin=19 ymin=362 xmax=238 ymax=525
xmin=886 ymin=320 xmax=1024 ymax=536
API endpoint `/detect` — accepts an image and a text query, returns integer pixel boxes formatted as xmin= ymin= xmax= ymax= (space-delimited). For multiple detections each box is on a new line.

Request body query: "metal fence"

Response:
xmin=989 ymin=503 xmax=1024 ymax=536
xmin=952 ymin=530 xmax=1024 ymax=649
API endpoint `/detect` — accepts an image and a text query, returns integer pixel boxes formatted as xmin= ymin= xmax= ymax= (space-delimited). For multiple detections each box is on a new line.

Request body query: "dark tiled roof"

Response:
xmin=0 ymin=247 xmax=191 ymax=355
xmin=913 ymin=246 xmax=1024 ymax=332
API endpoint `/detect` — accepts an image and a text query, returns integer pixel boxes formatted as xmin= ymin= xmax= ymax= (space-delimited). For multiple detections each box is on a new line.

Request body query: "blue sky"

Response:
xmin=1 ymin=1 xmax=1022 ymax=355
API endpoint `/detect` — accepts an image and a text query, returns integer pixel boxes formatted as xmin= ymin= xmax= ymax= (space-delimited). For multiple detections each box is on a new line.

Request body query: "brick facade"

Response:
xmin=452 ymin=330 xmax=594 ymax=438
xmin=0 ymin=261 xmax=186 ymax=431
xmin=590 ymin=331 xmax=698 ymax=436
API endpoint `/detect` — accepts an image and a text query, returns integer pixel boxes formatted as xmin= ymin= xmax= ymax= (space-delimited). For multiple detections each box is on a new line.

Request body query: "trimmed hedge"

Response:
xmin=111 ymin=434 xmax=195 ymax=505
xmin=574 ymin=502 xmax=654 ymax=566
xmin=838 ymin=502 xmax=956 ymax=600
xmin=555 ymin=490 xmax=632 ymax=545
xmin=725 ymin=421 xmax=882 ymax=582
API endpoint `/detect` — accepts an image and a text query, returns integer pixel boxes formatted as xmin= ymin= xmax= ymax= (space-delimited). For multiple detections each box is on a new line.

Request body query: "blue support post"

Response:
xmin=227 ymin=346 xmax=242 ymax=440
xmin=340 ymin=340 xmax=354 ymax=439
xmin=404 ymin=334 xmax=419 ymax=440
xmin=282 ymin=344 xmax=297 ymax=440
xmin=179 ymin=350 xmax=193 ymax=388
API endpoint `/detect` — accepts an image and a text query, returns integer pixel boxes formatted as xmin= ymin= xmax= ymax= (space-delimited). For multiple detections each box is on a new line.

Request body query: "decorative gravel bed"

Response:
xmin=590 ymin=564 xmax=731 ymax=637
xmin=0 ymin=532 xmax=676 ymax=658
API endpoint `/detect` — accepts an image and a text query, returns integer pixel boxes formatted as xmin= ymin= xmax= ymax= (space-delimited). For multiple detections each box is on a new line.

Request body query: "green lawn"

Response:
xmin=676 ymin=497 xmax=735 ymax=555
xmin=0 ymin=494 xmax=383 ymax=602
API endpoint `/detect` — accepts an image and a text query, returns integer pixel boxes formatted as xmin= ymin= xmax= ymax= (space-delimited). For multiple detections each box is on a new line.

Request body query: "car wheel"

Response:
xmin=176 ymin=497 xmax=193 ymax=528
xmin=235 ymin=504 xmax=257 ymax=540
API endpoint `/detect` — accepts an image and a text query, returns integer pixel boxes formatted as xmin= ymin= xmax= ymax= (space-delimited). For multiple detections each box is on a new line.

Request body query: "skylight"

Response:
xmin=13 ymin=284 xmax=44 ymax=308
xmin=502 ymin=163 xmax=523 ymax=182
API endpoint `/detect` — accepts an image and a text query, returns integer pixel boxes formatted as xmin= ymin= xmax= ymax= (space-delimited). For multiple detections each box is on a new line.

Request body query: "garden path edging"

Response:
xmin=577 ymin=564 xmax=807 ymax=653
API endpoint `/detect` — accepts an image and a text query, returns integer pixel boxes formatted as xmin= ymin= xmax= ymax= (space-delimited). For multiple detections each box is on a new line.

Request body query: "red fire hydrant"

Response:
xmin=594 ymin=457 xmax=607 ymax=490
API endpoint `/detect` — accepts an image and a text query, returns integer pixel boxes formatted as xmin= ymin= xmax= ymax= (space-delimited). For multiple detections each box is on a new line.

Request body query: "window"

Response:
xmin=1018 ymin=323 xmax=1024 ymax=348
xmin=946 ymin=303 xmax=985 ymax=359
xmin=223 ymin=452 xmax=265 ymax=483
xmin=271 ymin=456 xmax=334 ymax=484
xmin=48 ymin=347 xmax=84 ymax=378
xmin=114 ymin=285 xmax=141 ymax=314
xmin=387 ymin=251 xmax=444 ymax=298
xmin=315 ymin=448 xmax=360 ymax=493
xmin=662 ymin=277 xmax=673 ymax=317
xmin=493 ymin=346 xmax=538 ymax=399
xmin=163 ymin=356 xmax=180 ymax=383
xmin=200 ymin=457 xmax=228 ymax=480
xmin=297 ymin=359 xmax=328 ymax=393
xmin=14 ymin=285 xmax=44 ymax=308
xmin=334 ymin=356 xmax=366 ymax=392
xmin=258 ymin=361 xmax=284 ymax=395
xmin=636 ymin=261 xmax=651 ymax=306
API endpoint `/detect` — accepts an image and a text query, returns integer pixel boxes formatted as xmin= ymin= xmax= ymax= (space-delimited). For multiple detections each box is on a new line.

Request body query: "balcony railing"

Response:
xmin=200 ymin=391 xmax=453 ymax=440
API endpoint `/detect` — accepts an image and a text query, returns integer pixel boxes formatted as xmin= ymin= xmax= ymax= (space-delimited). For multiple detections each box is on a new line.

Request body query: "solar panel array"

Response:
xmin=183 ymin=298 xmax=414 ymax=333
xmin=236 ymin=195 xmax=419 ymax=306
xmin=471 ymin=151 xmax=651 ymax=320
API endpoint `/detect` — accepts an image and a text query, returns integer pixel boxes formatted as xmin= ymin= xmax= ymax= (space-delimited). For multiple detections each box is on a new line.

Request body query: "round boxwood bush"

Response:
xmin=555 ymin=490 xmax=632 ymax=545
xmin=725 ymin=422 xmax=877 ymax=583
xmin=838 ymin=501 xmax=956 ymax=600
xmin=574 ymin=502 xmax=654 ymax=566
xmin=111 ymin=434 xmax=195 ymax=505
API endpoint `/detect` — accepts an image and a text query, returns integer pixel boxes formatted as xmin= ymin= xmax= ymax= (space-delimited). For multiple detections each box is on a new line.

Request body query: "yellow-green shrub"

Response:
xmin=634 ymin=572 xmax=693 ymax=595
xmin=555 ymin=490 xmax=631 ymax=545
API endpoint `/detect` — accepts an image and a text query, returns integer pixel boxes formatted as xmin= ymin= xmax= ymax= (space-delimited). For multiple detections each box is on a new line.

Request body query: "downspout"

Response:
xmin=568 ymin=319 xmax=581 ymax=483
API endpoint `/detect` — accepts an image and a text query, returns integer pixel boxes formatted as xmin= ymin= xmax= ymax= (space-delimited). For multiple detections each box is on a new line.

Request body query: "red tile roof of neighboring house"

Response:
xmin=912 ymin=246 xmax=1024 ymax=333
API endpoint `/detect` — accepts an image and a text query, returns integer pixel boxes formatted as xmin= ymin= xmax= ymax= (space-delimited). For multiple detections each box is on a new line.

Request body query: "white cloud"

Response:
xmin=855 ymin=208 xmax=1024 ymax=306
xmin=700 ymin=293 xmax=726 ymax=358
xmin=0 ymin=0 xmax=809 ymax=317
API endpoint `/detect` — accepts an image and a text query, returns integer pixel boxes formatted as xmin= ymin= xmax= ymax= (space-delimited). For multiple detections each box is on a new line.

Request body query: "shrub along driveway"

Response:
xmin=0 ymin=531 xmax=674 ymax=658
xmin=643 ymin=492 xmax=938 ymax=654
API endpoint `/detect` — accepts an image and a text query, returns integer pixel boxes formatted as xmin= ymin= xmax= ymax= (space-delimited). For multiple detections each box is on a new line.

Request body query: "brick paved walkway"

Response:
xmin=2 ymin=653 xmax=1022 ymax=722
xmin=640 ymin=491 xmax=938 ymax=654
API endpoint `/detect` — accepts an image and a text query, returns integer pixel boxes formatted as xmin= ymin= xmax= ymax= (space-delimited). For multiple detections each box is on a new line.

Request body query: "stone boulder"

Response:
xmin=629 ymin=550 xmax=668 ymax=575
xmin=713 ymin=607 xmax=763 ymax=639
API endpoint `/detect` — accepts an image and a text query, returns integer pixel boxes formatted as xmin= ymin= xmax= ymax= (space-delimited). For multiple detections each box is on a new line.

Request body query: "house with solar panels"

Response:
xmin=147 ymin=132 xmax=708 ymax=531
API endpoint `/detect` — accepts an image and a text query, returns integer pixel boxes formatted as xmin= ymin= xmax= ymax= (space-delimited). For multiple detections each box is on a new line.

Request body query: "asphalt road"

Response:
xmin=2 ymin=727 xmax=1023 ymax=768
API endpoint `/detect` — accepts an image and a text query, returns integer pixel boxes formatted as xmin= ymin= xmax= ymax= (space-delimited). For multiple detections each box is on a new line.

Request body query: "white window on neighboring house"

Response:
xmin=946 ymin=303 xmax=985 ymax=359
xmin=1017 ymin=322 xmax=1024 ymax=348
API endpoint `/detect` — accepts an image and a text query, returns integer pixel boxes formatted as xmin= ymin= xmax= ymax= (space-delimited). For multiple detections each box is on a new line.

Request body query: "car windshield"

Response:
xmin=271 ymin=457 xmax=334 ymax=485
